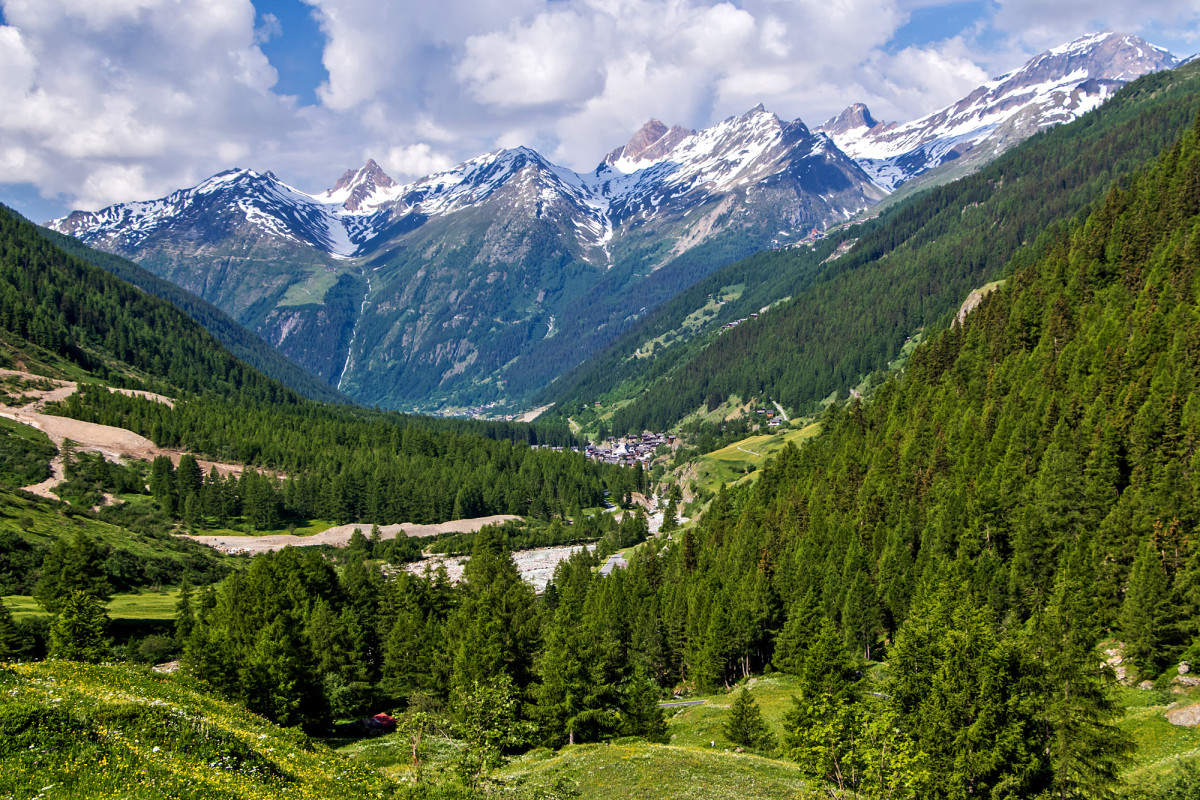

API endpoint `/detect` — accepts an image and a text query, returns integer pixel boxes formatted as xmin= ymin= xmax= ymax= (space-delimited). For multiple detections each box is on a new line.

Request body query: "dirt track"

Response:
xmin=0 ymin=370 xmax=247 ymax=501
xmin=185 ymin=515 xmax=523 ymax=555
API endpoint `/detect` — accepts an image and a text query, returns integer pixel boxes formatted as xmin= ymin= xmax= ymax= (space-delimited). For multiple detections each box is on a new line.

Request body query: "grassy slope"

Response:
xmin=493 ymin=673 xmax=1200 ymax=800
xmin=501 ymin=743 xmax=810 ymax=800
xmin=0 ymin=661 xmax=395 ymax=800
xmin=684 ymin=422 xmax=823 ymax=499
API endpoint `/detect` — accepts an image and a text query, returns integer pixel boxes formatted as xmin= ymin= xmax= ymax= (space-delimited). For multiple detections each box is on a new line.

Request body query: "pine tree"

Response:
xmin=49 ymin=590 xmax=110 ymax=663
xmin=174 ymin=577 xmax=194 ymax=647
xmin=661 ymin=497 xmax=679 ymax=534
xmin=176 ymin=453 xmax=202 ymax=505
xmin=622 ymin=665 xmax=668 ymax=743
xmin=1034 ymin=547 xmax=1133 ymax=800
xmin=239 ymin=615 xmax=328 ymax=730
xmin=723 ymin=685 xmax=775 ymax=751
xmin=773 ymin=591 xmax=822 ymax=675
xmin=1120 ymin=536 xmax=1171 ymax=678
xmin=34 ymin=530 xmax=112 ymax=613
xmin=149 ymin=454 xmax=176 ymax=514
xmin=0 ymin=596 xmax=23 ymax=660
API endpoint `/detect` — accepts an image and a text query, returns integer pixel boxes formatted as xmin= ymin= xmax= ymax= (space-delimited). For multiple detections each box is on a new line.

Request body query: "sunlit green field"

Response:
xmin=5 ymin=589 xmax=180 ymax=620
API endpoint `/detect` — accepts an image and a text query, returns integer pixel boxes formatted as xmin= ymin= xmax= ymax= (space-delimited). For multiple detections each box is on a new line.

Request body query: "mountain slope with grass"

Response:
xmin=0 ymin=661 xmax=398 ymax=800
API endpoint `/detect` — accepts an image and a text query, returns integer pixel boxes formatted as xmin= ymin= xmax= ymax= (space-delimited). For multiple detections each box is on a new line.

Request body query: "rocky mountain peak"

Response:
xmin=604 ymin=118 xmax=694 ymax=170
xmin=818 ymin=103 xmax=883 ymax=136
xmin=326 ymin=158 xmax=397 ymax=212
xmin=999 ymin=32 xmax=1176 ymax=92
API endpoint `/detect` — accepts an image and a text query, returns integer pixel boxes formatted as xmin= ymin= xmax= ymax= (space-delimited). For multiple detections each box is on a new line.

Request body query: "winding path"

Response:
xmin=0 ymin=370 xmax=245 ymax=501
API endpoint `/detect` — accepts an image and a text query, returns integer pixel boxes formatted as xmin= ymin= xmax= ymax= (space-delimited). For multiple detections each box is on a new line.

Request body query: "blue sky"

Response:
xmin=1 ymin=0 xmax=1197 ymax=222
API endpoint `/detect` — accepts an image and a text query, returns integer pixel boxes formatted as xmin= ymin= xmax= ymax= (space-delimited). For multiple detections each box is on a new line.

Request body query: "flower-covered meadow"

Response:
xmin=0 ymin=661 xmax=397 ymax=799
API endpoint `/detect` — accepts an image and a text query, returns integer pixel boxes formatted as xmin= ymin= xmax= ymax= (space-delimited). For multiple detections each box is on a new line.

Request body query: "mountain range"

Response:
xmin=47 ymin=32 xmax=1179 ymax=414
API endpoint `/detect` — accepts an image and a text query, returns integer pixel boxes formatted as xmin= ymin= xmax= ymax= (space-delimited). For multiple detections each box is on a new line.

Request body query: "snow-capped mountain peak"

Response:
xmin=50 ymin=102 xmax=882 ymax=263
xmin=321 ymin=159 xmax=398 ymax=212
xmin=819 ymin=31 xmax=1177 ymax=190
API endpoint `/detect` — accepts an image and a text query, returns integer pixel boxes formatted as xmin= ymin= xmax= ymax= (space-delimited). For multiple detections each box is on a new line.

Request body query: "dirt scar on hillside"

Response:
xmin=185 ymin=515 xmax=524 ymax=555
xmin=0 ymin=369 xmax=250 ymax=504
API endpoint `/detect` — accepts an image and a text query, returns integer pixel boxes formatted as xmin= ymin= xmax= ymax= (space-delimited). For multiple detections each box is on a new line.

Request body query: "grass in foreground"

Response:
xmin=1118 ymin=685 xmax=1200 ymax=788
xmin=0 ymin=660 xmax=396 ymax=800
xmin=500 ymin=741 xmax=810 ymax=800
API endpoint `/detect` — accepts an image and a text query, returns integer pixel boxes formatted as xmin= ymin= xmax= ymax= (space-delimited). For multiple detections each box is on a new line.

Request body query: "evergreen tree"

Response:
xmin=149 ymin=454 xmax=176 ymax=514
xmin=176 ymin=453 xmax=202 ymax=506
xmin=0 ymin=596 xmax=23 ymax=660
xmin=723 ymin=685 xmax=775 ymax=751
xmin=239 ymin=615 xmax=328 ymax=730
xmin=33 ymin=530 xmax=112 ymax=613
xmin=174 ymin=577 xmax=194 ymax=647
xmin=49 ymin=590 xmax=110 ymax=663
xmin=1120 ymin=536 xmax=1172 ymax=678
xmin=1034 ymin=549 xmax=1133 ymax=800
xmin=621 ymin=665 xmax=668 ymax=743
xmin=660 ymin=497 xmax=679 ymax=534
xmin=773 ymin=591 xmax=822 ymax=675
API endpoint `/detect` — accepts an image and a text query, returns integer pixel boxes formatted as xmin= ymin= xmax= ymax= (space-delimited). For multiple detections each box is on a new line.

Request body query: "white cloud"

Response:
xmin=991 ymin=0 xmax=1200 ymax=51
xmin=255 ymin=12 xmax=282 ymax=45
xmin=0 ymin=0 xmax=296 ymax=208
xmin=383 ymin=143 xmax=455 ymax=178
xmin=457 ymin=11 xmax=605 ymax=107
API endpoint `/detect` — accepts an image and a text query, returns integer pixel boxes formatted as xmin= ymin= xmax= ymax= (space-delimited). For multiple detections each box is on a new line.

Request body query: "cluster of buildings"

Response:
xmin=721 ymin=312 xmax=759 ymax=331
xmin=584 ymin=432 xmax=675 ymax=468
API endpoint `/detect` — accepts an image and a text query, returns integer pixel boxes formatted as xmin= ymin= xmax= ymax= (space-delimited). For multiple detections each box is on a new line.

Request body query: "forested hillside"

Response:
xmin=39 ymin=224 xmax=349 ymax=404
xmin=0 ymin=204 xmax=302 ymax=405
xmin=546 ymin=60 xmax=1200 ymax=434
xmin=0 ymin=203 xmax=623 ymax=533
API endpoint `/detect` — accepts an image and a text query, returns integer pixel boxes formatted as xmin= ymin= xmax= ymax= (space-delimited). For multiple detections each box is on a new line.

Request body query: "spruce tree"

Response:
xmin=0 ymin=596 xmax=23 ymax=660
xmin=1120 ymin=536 xmax=1171 ymax=678
xmin=723 ymin=685 xmax=775 ymax=751
xmin=49 ymin=590 xmax=110 ymax=663
xmin=174 ymin=577 xmax=194 ymax=647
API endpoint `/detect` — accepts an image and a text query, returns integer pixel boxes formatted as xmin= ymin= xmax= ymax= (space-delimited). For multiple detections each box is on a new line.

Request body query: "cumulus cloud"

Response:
xmin=382 ymin=143 xmax=456 ymax=178
xmin=0 ymin=0 xmax=294 ymax=209
xmin=991 ymin=0 xmax=1200 ymax=51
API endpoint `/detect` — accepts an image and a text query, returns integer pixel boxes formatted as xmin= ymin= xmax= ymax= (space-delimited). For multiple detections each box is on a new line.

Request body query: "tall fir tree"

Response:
xmin=49 ymin=590 xmax=110 ymax=663
xmin=723 ymin=685 xmax=776 ymax=751
xmin=0 ymin=596 xmax=23 ymax=660
xmin=1119 ymin=535 xmax=1172 ymax=678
